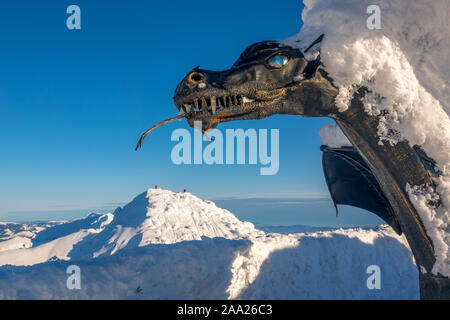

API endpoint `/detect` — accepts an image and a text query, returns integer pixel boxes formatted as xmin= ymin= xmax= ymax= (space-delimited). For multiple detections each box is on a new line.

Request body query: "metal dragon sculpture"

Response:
xmin=136 ymin=38 xmax=450 ymax=299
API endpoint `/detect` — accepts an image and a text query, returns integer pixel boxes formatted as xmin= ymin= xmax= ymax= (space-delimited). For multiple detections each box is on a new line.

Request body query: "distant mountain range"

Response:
xmin=0 ymin=188 xmax=419 ymax=299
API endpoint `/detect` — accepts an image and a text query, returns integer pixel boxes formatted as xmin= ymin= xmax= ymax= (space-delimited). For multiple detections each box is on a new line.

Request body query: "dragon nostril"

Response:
xmin=188 ymin=72 xmax=204 ymax=84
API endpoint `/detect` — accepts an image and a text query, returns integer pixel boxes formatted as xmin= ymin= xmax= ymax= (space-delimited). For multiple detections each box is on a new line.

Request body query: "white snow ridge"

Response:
xmin=0 ymin=188 xmax=419 ymax=299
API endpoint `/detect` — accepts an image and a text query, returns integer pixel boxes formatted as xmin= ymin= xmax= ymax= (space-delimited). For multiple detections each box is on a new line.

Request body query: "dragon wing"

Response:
xmin=320 ymin=145 xmax=402 ymax=235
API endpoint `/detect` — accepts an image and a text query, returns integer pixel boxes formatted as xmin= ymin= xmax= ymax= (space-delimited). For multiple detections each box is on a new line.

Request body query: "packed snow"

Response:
xmin=319 ymin=122 xmax=351 ymax=147
xmin=286 ymin=0 xmax=450 ymax=277
xmin=0 ymin=188 xmax=418 ymax=299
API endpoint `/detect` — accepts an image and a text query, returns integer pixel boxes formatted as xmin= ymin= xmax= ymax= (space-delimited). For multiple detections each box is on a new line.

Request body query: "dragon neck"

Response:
xmin=332 ymin=97 xmax=436 ymax=274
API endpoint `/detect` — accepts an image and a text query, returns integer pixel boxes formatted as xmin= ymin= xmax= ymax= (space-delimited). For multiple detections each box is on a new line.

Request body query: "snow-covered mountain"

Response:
xmin=0 ymin=188 xmax=419 ymax=299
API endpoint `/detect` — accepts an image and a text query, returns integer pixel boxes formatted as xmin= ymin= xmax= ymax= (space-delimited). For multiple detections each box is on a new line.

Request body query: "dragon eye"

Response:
xmin=267 ymin=55 xmax=288 ymax=68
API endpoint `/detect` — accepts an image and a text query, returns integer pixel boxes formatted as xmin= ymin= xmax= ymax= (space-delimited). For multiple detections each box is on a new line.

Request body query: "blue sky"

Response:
xmin=0 ymin=1 xmax=384 ymax=227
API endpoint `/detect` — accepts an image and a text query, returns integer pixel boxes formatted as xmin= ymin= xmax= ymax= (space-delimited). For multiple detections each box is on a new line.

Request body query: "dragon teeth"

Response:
xmin=183 ymin=94 xmax=246 ymax=114
xmin=211 ymin=97 xmax=216 ymax=114
xmin=183 ymin=104 xmax=191 ymax=113
xmin=201 ymin=97 xmax=207 ymax=111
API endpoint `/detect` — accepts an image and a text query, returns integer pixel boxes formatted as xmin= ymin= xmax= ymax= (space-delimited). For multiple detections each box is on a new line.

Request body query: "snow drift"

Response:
xmin=286 ymin=0 xmax=450 ymax=277
xmin=0 ymin=188 xmax=418 ymax=299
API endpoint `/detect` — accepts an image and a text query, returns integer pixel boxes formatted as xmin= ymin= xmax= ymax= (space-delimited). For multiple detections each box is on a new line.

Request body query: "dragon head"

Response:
xmin=136 ymin=39 xmax=338 ymax=149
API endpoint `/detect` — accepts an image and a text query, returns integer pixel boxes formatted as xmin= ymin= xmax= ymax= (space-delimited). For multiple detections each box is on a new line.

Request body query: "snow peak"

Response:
xmin=177 ymin=304 xmax=211 ymax=318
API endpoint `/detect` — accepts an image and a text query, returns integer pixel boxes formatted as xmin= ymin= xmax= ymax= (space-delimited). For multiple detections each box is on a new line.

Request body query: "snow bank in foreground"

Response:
xmin=0 ymin=189 xmax=418 ymax=299
xmin=286 ymin=0 xmax=450 ymax=277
